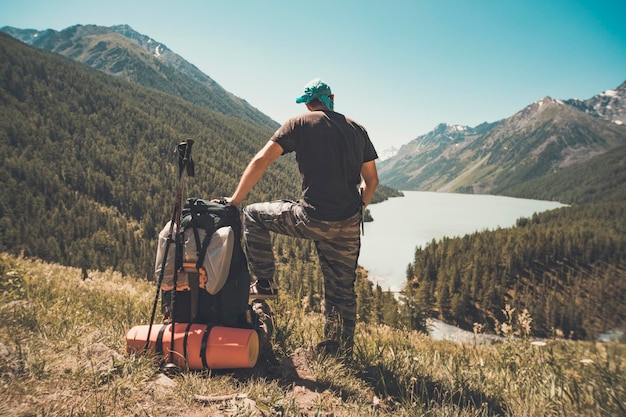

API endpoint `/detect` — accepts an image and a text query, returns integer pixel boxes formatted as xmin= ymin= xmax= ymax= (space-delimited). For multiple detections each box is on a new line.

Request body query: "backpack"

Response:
xmin=155 ymin=198 xmax=252 ymax=328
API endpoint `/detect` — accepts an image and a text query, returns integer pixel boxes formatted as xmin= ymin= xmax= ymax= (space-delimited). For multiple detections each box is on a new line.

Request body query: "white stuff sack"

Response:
xmin=181 ymin=225 xmax=234 ymax=294
xmin=155 ymin=221 xmax=234 ymax=295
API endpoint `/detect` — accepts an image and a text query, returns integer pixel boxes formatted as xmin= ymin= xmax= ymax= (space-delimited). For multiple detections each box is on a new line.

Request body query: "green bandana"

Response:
xmin=295 ymin=78 xmax=334 ymax=110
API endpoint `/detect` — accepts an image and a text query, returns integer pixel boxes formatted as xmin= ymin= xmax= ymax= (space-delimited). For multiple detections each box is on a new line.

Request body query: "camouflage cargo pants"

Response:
xmin=243 ymin=200 xmax=361 ymax=352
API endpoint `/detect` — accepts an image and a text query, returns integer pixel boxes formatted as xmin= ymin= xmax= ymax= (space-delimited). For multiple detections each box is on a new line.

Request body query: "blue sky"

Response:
xmin=2 ymin=0 xmax=625 ymax=151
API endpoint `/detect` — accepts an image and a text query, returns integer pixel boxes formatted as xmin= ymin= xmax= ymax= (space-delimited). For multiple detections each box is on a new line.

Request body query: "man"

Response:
xmin=225 ymin=78 xmax=379 ymax=356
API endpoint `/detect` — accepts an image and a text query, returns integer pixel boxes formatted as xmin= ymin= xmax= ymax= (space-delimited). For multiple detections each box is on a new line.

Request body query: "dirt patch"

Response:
xmin=285 ymin=348 xmax=321 ymax=412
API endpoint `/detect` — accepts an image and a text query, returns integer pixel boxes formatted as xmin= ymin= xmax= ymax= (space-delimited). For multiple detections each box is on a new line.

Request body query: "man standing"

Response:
xmin=225 ymin=78 xmax=379 ymax=356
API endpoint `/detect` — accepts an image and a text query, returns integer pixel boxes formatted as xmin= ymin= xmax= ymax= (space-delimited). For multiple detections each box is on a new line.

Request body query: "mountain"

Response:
xmin=376 ymin=121 xmax=499 ymax=191
xmin=379 ymin=86 xmax=626 ymax=194
xmin=1 ymin=24 xmax=279 ymax=131
xmin=565 ymin=81 xmax=626 ymax=125
xmin=377 ymin=146 xmax=399 ymax=161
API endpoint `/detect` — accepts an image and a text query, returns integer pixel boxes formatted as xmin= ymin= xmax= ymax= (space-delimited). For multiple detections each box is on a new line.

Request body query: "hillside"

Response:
xmin=403 ymin=201 xmax=626 ymax=339
xmin=0 ymin=31 xmax=300 ymax=277
xmin=503 ymin=144 xmax=626 ymax=204
xmin=379 ymin=86 xmax=626 ymax=194
xmin=1 ymin=24 xmax=279 ymax=131
xmin=474 ymin=97 xmax=626 ymax=194
xmin=1 ymin=253 xmax=624 ymax=416
xmin=377 ymin=122 xmax=499 ymax=191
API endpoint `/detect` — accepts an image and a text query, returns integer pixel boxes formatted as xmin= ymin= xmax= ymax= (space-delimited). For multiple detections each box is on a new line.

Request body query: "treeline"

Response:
xmin=403 ymin=201 xmax=626 ymax=339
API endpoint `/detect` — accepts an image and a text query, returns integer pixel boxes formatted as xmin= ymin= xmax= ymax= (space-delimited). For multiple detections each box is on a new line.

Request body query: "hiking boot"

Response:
xmin=249 ymin=280 xmax=278 ymax=301
xmin=314 ymin=340 xmax=353 ymax=362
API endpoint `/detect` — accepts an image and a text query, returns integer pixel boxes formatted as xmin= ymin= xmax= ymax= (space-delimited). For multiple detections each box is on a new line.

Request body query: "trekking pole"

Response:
xmin=168 ymin=140 xmax=195 ymax=363
xmin=144 ymin=140 xmax=195 ymax=355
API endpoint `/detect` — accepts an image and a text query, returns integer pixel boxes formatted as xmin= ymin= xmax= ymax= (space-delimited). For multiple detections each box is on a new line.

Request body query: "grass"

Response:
xmin=1 ymin=252 xmax=625 ymax=416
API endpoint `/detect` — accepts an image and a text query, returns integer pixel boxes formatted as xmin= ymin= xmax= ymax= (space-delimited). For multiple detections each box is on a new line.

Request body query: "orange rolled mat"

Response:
xmin=126 ymin=323 xmax=259 ymax=370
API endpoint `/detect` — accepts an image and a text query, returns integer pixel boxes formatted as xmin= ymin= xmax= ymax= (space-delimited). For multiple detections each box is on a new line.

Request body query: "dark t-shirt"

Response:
xmin=271 ymin=110 xmax=378 ymax=221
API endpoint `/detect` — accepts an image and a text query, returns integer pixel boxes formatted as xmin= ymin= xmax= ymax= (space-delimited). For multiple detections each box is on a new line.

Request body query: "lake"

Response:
xmin=360 ymin=191 xmax=566 ymax=292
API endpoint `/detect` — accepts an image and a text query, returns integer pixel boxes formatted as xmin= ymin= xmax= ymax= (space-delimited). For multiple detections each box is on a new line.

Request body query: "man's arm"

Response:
xmin=228 ymin=140 xmax=284 ymax=208
xmin=360 ymin=160 xmax=379 ymax=207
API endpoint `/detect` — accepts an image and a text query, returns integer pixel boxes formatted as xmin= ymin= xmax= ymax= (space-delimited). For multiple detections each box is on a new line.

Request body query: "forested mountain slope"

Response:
xmin=0 ymin=32 xmax=299 ymax=277
xmin=400 ymin=138 xmax=626 ymax=340
xmin=503 ymin=144 xmax=626 ymax=204
xmin=404 ymin=201 xmax=626 ymax=339
xmin=1 ymin=24 xmax=279 ymax=131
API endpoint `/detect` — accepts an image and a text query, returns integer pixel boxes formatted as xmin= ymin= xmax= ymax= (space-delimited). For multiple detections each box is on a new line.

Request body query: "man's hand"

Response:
xmin=360 ymin=160 xmax=379 ymax=207
xmin=211 ymin=197 xmax=236 ymax=207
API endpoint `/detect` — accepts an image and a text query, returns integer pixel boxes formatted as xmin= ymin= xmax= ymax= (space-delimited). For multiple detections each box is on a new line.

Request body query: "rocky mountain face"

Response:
xmin=565 ymin=81 xmax=626 ymax=126
xmin=377 ymin=121 xmax=499 ymax=191
xmin=378 ymin=83 xmax=626 ymax=194
xmin=377 ymin=146 xmax=399 ymax=161
xmin=1 ymin=24 xmax=278 ymax=130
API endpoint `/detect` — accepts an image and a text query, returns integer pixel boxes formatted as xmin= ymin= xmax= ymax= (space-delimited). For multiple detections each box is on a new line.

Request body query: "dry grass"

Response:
xmin=1 ymin=253 xmax=625 ymax=416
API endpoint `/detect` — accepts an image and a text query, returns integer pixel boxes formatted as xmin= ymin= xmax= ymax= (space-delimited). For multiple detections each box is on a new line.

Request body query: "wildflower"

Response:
xmin=517 ymin=309 xmax=532 ymax=338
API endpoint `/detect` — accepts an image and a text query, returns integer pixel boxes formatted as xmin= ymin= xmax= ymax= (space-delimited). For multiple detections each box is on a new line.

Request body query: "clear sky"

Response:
xmin=1 ymin=0 xmax=625 ymax=151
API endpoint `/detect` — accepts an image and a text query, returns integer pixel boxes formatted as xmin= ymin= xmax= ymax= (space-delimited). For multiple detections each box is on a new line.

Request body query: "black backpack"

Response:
xmin=159 ymin=198 xmax=252 ymax=328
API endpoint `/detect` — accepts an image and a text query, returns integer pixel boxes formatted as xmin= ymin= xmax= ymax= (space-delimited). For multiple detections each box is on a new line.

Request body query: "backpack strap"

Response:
xmin=188 ymin=272 xmax=199 ymax=322
xmin=187 ymin=199 xmax=204 ymax=267
xmin=200 ymin=324 xmax=213 ymax=369
xmin=187 ymin=199 xmax=219 ymax=271
xmin=155 ymin=324 xmax=168 ymax=356
xmin=195 ymin=230 xmax=214 ymax=270
xmin=182 ymin=323 xmax=194 ymax=368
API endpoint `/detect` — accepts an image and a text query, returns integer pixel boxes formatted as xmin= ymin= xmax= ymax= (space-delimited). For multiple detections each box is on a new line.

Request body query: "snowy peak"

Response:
xmin=522 ymin=96 xmax=567 ymax=116
xmin=535 ymin=96 xmax=565 ymax=107
xmin=378 ymin=146 xmax=399 ymax=161
xmin=109 ymin=24 xmax=168 ymax=58
xmin=409 ymin=122 xmax=495 ymax=149
xmin=431 ymin=122 xmax=469 ymax=136
xmin=565 ymin=81 xmax=626 ymax=125
xmin=512 ymin=96 xmax=565 ymax=121
xmin=415 ymin=123 xmax=469 ymax=146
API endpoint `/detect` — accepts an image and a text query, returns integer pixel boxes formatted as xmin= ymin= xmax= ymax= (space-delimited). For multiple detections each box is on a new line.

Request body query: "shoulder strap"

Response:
xmin=186 ymin=198 xmax=220 ymax=270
